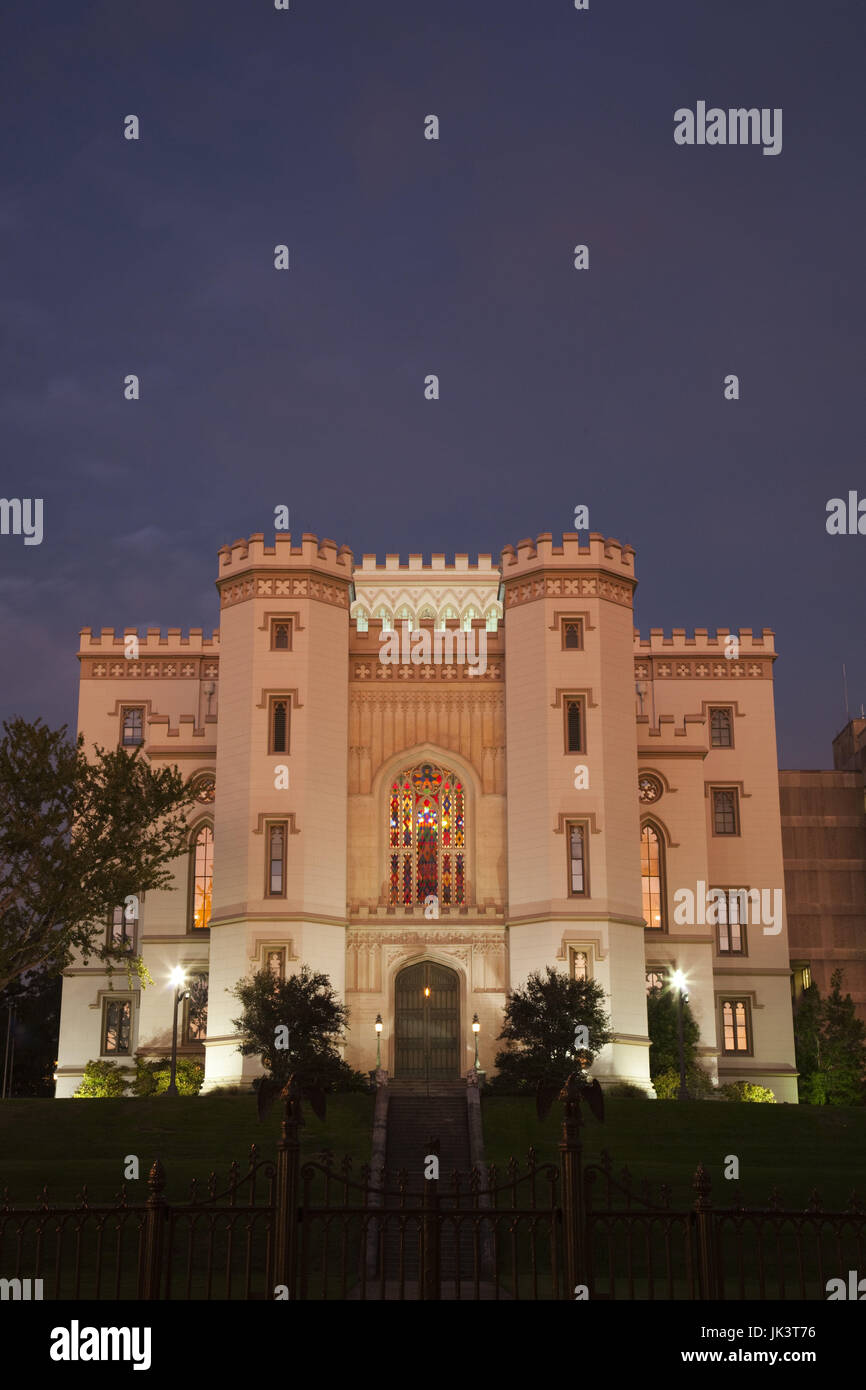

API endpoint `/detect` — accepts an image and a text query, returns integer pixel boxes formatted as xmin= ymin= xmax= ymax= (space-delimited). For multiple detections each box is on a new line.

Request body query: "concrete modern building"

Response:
xmin=54 ymin=531 xmax=799 ymax=1101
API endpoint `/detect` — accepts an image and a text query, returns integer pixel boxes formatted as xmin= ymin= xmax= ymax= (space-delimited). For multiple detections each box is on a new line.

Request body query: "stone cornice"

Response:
xmin=218 ymin=570 xmax=351 ymax=611
xmin=504 ymin=570 xmax=634 ymax=610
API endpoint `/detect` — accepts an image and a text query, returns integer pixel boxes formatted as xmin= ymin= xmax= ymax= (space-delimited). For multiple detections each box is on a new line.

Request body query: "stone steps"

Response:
xmin=381 ymin=1087 xmax=479 ymax=1281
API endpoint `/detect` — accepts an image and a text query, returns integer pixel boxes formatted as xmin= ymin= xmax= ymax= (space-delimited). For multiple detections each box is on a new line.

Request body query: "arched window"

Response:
xmin=376 ymin=607 xmax=392 ymax=632
xmin=439 ymin=606 xmax=457 ymax=630
xmin=190 ymin=824 xmax=213 ymax=930
xmin=462 ymin=606 xmax=477 ymax=631
xmin=396 ymin=605 xmax=413 ymax=631
xmin=388 ymin=763 xmax=465 ymax=906
xmin=353 ymin=608 xmax=369 ymax=632
xmin=485 ymin=607 xmax=500 ymax=631
xmin=640 ymin=822 xmax=665 ymax=930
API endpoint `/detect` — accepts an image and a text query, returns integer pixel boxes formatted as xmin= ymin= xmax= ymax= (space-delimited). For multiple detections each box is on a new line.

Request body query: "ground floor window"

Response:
xmin=102 ymin=998 xmax=132 ymax=1055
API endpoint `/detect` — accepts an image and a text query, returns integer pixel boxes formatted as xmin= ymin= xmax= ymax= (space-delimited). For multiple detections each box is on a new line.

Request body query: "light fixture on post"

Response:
xmin=472 ymin=1013 xmax=481 ymax=1073
xmin=166 ymin=966 xmax=190 ymax=1097
xmin=671 ymin=969 xmax=690 ymax=1101
xmin=375 ymin=1013 xmax=383 ymax=1069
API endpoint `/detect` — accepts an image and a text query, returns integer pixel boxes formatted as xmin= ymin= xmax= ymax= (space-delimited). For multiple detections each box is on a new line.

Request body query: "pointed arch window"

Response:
xmin=641 ymin=822 xmax=665 ymax=930
xmin=354 ymin=608 xmax=369 ymax=632
xmin=388 ymin=763 xmax=465 ymax=906
xmin=190 ymin=824 xmax=213 ymax=931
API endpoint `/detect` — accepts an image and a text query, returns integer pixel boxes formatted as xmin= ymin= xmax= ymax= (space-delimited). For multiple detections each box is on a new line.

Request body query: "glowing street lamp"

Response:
xmin=166 ymin=967 xmax=190 ymax=1097
xmin=472 ymin=1014 xmax=481 ymax=1073
xmin=671 ymin=969 xmax=690 ymax=1101
xmin=375 ymin=1013 xmax=383 ymax=1069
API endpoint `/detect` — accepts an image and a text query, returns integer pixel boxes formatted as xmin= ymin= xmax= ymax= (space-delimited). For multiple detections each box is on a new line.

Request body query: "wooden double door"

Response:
xmin=394 ymin=961 xmax=460 ymax=1079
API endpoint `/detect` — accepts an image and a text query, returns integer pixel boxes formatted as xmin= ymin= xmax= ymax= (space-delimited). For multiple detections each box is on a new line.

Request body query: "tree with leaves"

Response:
xmin=491 ymin=966 xmax=612 ymax=1092
xmin=646 ymin=983 xmax=700 ymax=1077
xmin=0 ymin=718 xmax=197 ymax=993
xmin=231 ymin=964 xmax=364 ymax=1092
xmin=795 ymin=970 xmax=866 ymax=1106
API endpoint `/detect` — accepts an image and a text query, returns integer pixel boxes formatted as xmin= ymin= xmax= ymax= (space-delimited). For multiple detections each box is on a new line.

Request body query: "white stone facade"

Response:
xmin=54 ymin=531 xmax=799 ymax=1103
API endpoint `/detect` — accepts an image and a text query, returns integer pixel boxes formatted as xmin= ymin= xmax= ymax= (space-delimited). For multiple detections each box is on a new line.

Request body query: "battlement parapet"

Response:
xmin=500 ymin=532 xmax=636 ymax=576
xmin=634 ymin=627 xmax=776 ymax=653
xmin=79 ymin=628 xmax=219 ymax=652
xmin=217 ymin=532 xmax=354 ymax=578
xmin=355 ymin=552 xmax=499 ymax=575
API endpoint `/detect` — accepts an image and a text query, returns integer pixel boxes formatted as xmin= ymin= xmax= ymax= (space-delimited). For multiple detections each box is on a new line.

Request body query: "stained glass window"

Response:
xmin=388 ymin=763 xmax=466 ymax=906
xmin=641 ymin=823 xmax=664 ymax=929
xmin=191 ymin=824 xmax=213 ymax=930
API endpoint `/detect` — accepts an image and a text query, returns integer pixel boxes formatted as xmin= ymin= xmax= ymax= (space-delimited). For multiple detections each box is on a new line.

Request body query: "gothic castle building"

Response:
xmin=54 ymin=532 xmax=799 ymax=1101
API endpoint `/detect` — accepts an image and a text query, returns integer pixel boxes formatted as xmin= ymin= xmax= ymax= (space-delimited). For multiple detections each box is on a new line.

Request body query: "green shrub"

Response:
xmin=719 ymin=1079 xmax=776 ymax=1103
xmin=130 ymin=1057 xmax=204 ymax=1097
xmin=605 ymin=1082 xmax=649 ymax=1099
xmin=652 ymin=1066 xmax=715 ymax=1100
xmin=73 ymin=1059 xmax=132 ymax=1098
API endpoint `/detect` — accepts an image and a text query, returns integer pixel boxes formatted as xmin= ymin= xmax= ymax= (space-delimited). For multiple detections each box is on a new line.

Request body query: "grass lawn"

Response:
xmin=0 ymin=1093 xmax=375 ymax=1205
xmin=479 ymin=1095 xmax=866 ymax=1210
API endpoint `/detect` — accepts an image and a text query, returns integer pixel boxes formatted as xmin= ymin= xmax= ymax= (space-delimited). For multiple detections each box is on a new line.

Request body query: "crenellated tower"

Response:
xmin=202 ymin=533 xmax=353 ymax=1090
xmin=501 ymin=532 xmax=652 ymax=1090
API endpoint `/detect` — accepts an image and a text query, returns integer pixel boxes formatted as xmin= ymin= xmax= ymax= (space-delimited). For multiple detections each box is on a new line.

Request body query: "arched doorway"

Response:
xmin=394 ymin=961 xmax=460 ymax=1080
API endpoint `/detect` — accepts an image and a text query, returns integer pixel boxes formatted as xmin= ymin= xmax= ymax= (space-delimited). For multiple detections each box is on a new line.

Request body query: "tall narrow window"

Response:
xmin=108 ymin=902 xmax=137 ymax=952
xmin=712 ymin=788 xmax=739 ymax=835
xmin=267 ymin=949 xmax=286 ymax=980
xmin=191 ymin=824 xmax=213 ymax=930
xmin=270 ymin=619 xmax=292 ymax=650
xmin=561 ymin=619 xmax=583 ymax=649
xmin=183 ymin=974 xmax=208 ymax=1043
xmin=270 ymin=698 xmax=289 ymax=754
xmin=267 ymin=822 xmax=287 ymax=896
xmin=571 ymin=949 xmax=589 ymax=981
xmin=565 ymin=698 xmax=583 ymax=753
xmin=121 ymin=706 xmax=144 ymax=747
xmin=641 ymin=823 xmax=665 ymax=929
xmin=388 ymin=763 xmax=465 ymax=906
xmin=721 ymin=999 xmax=750 ymax=1054
xmin=710 ymin=707 xmax=733 ymax=748
xmin=567 ymin=822 xmax=587 ymax=896
xmin=102 ymin=999 xmax=131 ymax=1054
xmin=714 ymin=889 xmax=745 ymax=955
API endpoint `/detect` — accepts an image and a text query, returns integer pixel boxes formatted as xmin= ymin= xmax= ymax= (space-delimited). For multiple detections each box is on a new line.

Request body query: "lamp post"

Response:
xmin=671 ymin=969 xmax=690 ymax=1101
xmin=472 ymin=1013 xmax=480 ymax=1073
xmin=166 ymin=967 xmax=190 ymax=1097
xmin=375 ymin=1013 xmax=383 ymax=1069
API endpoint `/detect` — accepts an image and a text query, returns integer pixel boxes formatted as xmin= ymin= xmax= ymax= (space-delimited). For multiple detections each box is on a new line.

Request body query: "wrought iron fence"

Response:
xmin=1 ymin=1094 xmax=863 ymax=1300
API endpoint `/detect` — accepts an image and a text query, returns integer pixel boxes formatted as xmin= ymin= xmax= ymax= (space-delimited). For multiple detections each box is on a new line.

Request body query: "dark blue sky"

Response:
xmin=2 ymin=0 xmax=863 ymax=767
